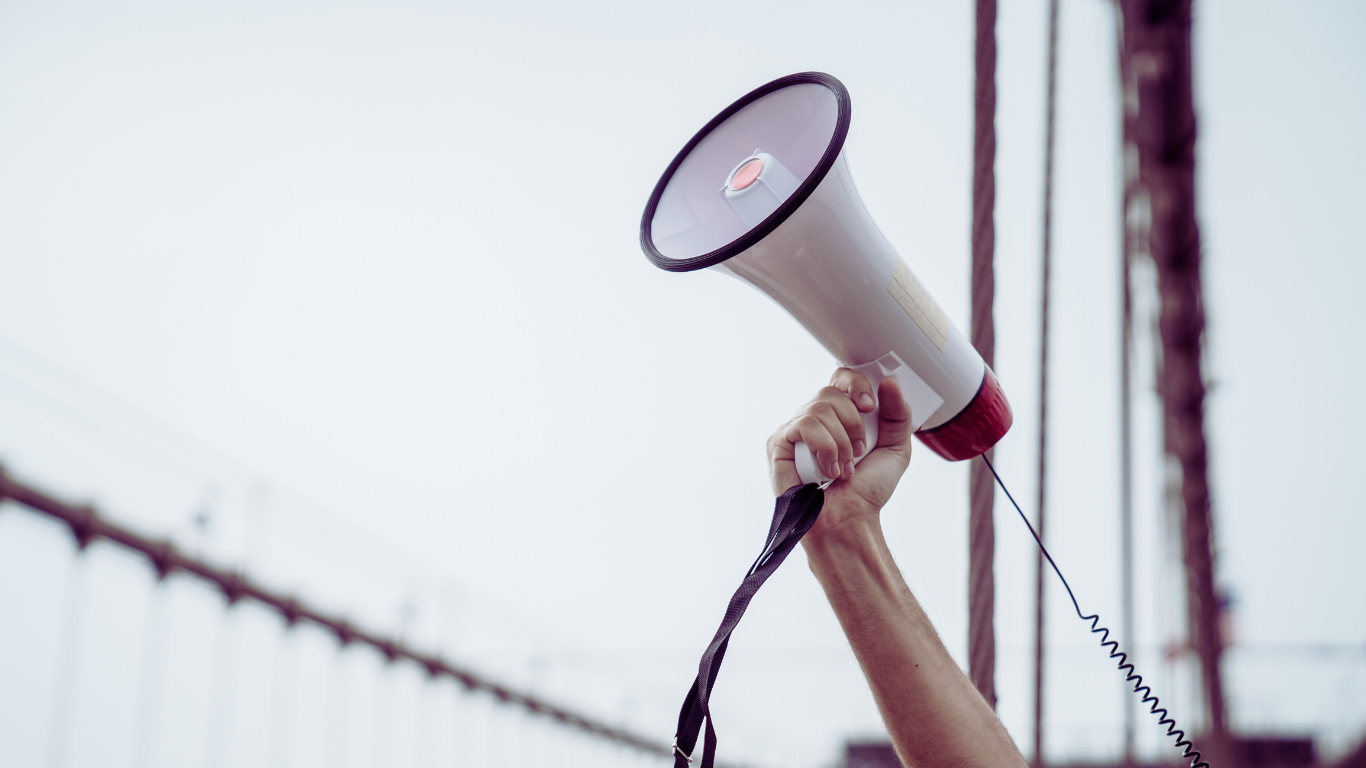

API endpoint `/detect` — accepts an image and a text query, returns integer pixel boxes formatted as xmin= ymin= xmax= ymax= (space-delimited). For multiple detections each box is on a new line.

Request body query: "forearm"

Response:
xmin=803 ymin=514 xmax=1025 ymax=768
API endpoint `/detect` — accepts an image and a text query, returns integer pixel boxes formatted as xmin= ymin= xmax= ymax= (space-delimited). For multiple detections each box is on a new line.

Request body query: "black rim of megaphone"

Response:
xmin=639 ymin=72 xmax=852 ymax=273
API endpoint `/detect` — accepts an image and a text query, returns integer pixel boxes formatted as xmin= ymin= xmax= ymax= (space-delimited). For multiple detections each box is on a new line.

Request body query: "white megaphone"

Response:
xmin=640 ymin=72 xmax=1012 ymax=485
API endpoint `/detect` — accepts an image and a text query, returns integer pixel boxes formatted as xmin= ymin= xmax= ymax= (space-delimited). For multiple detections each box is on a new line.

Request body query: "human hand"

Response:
xmin=767 ymin=369 xmax=913 ymax=535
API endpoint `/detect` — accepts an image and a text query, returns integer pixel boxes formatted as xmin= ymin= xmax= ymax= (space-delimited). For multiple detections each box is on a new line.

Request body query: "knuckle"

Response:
xmin=808 ymin=401 xmax=836 ymax=420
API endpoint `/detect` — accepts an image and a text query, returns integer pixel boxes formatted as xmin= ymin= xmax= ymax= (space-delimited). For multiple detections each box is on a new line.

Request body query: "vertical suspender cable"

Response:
xmin=44 ymin=553 xmax=91 ymax=768
xmin=1117 ymin=42 xmax=1139 ymax=768
xmin=1114 ymin=1 xmax=1142 ymax=758
xmin=1120 ymin=195 xmax=1137 ymax=763
xmin=325 ymin=647 xmax=348 ymax=765
xmin=131 ymin=584 xmax=170 ymax=768
xmin=1033 ymin=0 xmax=1060 ymax=762
xmin=267 ymin=629 xmax=299 ymax=768
xmin=968 ymin=0 xmax=1000 ymax=710
xmin=206 ymin=607 xmax=241 ymax=768
xmin=969 ymin=0 xmax=1001 ymax=710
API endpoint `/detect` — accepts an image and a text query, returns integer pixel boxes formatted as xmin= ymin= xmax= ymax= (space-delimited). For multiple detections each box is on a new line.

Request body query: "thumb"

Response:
xmin=873 ymin=378 xmax=913 ymax=454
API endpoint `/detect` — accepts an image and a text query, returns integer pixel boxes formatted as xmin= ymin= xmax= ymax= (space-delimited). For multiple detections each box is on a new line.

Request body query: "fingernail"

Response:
xmin=853 ymin=439 xmax=866 ymax=456
xmin=859 ymin=393 xmax=875 ymax=409
xmin=845 ymin=461 xmax=856 ymax=477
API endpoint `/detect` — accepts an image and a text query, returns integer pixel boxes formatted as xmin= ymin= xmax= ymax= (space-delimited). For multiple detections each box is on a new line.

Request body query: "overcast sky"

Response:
xmin=1 ymin=1 xmax=1363 ymax=767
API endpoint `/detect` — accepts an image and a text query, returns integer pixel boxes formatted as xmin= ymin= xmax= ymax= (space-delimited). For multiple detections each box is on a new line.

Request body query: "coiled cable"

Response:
xmin=981 ymin=455 xmax=1210 ymax=768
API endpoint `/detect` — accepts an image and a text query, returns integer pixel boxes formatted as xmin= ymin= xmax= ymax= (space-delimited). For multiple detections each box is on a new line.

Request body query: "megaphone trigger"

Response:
xmin=793 ymin=352 xmax=944 ymax=486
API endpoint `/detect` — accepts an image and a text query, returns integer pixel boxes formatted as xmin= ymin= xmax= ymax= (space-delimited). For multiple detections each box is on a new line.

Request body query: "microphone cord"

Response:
xmin=980 ymin=454 xmax=1210 ymax=768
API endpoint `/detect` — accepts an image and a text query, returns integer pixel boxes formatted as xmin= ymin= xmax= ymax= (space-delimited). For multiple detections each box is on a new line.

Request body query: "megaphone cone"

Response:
xmin=640 ymin=72 xmax=1011 ymax=484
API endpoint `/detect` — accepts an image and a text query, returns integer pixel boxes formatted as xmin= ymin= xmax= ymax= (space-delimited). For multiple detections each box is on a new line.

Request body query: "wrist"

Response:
xmin=801 ymin=501 xmax=884 ymax=569
xmin=801 ymin=506 xmax=905 ymax=617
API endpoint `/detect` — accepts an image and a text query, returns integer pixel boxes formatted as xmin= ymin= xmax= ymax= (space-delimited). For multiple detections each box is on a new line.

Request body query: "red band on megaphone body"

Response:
xmin=915 ymin=368 xmax=1013 ymax=461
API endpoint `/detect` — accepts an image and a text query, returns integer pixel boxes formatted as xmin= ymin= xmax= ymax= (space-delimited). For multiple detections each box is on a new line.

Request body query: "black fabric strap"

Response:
xmin=672 ymin=483 xmax=825 ymax=768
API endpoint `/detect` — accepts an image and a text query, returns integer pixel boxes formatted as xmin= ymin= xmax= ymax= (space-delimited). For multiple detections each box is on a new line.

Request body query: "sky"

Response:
xmin=0 ymin=0 xmax=1364 ymax=767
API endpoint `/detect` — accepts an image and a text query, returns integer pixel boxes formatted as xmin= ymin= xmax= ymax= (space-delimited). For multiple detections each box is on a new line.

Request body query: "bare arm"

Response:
xmin=767 ymin=370 xmax=1026 ymax=768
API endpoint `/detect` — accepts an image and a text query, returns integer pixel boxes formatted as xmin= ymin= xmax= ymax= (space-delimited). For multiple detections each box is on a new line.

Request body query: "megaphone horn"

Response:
xmin=640 ymin=72 xmax=1012 ymax=485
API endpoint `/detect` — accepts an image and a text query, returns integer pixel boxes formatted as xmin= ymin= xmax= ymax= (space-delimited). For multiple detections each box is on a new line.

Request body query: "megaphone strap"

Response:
xmin=671 ymin=482 xmax=824 ymax=768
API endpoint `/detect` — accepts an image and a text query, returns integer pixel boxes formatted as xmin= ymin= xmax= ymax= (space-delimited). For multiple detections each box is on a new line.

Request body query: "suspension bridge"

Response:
xmin=1 ymin=1 xmax=1364 ymax=767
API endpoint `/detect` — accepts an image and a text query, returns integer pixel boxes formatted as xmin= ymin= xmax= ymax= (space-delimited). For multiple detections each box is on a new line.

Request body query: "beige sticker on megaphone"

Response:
xmin=887 ymin=258 xmax=950 ymax=352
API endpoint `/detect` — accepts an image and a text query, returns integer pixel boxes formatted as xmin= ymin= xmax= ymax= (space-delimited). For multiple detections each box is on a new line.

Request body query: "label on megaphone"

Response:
xmin=793 ymin=351 xmax=944 ymax=487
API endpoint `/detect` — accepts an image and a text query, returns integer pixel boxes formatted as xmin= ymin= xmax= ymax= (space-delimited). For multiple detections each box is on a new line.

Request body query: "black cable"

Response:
xmin=980 ymin=455 xmax=1209 ymax=768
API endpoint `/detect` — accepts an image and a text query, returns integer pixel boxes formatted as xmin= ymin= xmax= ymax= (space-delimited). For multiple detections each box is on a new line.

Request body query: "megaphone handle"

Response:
xmin=794 ymin=407 xmax=879 ymax=487
xmin=791 ymin=351 xmax=945 ymax=487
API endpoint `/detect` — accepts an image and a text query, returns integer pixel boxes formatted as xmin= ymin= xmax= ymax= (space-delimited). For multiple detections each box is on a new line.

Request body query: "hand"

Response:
xmin=767 ymin=369 xmax=914 ymax=536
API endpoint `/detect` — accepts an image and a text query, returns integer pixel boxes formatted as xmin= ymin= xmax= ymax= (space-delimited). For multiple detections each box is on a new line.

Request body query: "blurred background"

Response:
xmin=0 ymin=0 xmax=1363 ymax=767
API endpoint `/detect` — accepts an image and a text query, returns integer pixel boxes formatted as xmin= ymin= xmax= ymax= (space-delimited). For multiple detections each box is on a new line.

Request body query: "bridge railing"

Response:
xmin=0 ymin=468 xmax=732 ymax=768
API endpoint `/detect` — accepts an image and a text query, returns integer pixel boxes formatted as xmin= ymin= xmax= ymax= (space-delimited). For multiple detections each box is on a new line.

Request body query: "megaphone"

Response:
xmin=640 ymin=72 xmax=1012 ymax=484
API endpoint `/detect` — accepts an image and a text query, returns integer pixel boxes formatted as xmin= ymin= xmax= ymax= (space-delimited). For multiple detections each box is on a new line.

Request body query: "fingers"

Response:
xmin=810 ymin=387 xmax=869 ymax=459
xmin=830 ymin=368 xmax=878 ymax=414
xmin=785 ymin=381 xmax=869 ymax=474
xmin=779 ymin=411 xmax=848 ymax=481
xmin=768 ymin=369 xmax=913 ymax=495
xmin=767 ymin=431 xmax=802 ymax=493
xmin=830 ymin=369 xmax=913 ymax=454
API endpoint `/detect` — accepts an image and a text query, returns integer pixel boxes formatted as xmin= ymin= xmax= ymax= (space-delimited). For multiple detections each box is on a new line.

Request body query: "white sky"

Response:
xmin=0 ymin=0 xmax=1363 ymax=766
